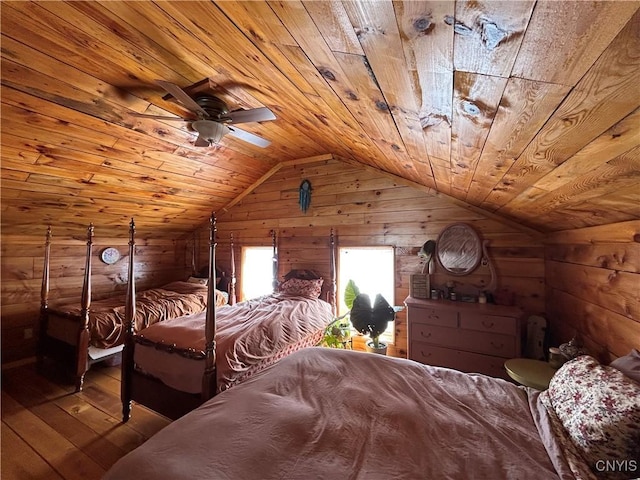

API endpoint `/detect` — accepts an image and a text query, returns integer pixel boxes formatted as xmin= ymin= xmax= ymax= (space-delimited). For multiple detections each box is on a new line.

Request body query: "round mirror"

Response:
xmin=436 ymin=223 xmax=482 ymax=275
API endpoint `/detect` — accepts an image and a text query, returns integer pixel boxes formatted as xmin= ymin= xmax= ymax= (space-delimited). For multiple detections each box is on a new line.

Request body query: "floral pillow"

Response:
xmin=187 ymin=276 xmax=208 ymax=285
xmin=279 ymin=278 xmax=323 ymax=298
xmin=545 ymin=355 xmax=640 ymax=479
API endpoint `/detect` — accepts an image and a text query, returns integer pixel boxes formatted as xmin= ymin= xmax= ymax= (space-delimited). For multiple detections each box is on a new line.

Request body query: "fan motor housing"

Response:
xmin=195 ymin=95 xmax=229 ymax=119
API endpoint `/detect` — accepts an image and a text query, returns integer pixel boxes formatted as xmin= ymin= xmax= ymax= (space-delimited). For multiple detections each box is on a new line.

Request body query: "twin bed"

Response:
xmin=122 ymin=215 xmax=336 ymax=419
xmin=37 ymin=224 xmax=223 ymax=391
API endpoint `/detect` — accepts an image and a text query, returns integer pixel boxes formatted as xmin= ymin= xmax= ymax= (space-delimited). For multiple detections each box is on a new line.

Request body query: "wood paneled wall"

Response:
xmin=4 ymin=157 xmax=635 ymax=365
xmin=198 ymin=157 xmax=546 ymax=358
xmin=545 ymin=221 xmax=640 ymax=363
xmin=1 ymin=231 xmax=190 ymax=363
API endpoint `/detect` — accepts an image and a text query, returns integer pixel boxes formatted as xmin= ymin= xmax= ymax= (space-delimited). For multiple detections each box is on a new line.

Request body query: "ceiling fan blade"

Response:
xmin=130 ymin=112 xmax=190 ymax=121
xmin=227 ymin=126 xmax=270 ymax=148
xmin=155 ymin=80 xmax=209 ymax=117
xmin=226 ymin=107 xmax=276 ymax=124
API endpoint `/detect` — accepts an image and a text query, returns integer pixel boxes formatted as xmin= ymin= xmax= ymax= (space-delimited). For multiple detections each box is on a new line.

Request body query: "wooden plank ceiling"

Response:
xmin=1 ymin=1 xmax=639 ymax=238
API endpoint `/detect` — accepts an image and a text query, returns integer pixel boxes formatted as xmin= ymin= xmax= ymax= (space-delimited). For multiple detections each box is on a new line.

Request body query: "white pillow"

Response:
xmin=609 ymin=349 xmax=640 ymax=383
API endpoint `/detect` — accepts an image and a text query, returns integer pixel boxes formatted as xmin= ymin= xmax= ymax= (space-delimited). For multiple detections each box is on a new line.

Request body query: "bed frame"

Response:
xmin=121 ymin=215 xmax=217 ymax=421
xmin=121 ymin=217 xmax=337 ymax=421
xmin=37 ymin=224 xmax=97 ymax=392
xmin=36 ymin=219 xmax=237 ymax=393
xmin=229 ymin=233 xmax=237 ymax=305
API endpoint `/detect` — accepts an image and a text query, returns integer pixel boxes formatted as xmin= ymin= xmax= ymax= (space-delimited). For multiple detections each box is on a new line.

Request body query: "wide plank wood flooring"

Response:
xmin=1 ymin=361 xmax=171 ymax=480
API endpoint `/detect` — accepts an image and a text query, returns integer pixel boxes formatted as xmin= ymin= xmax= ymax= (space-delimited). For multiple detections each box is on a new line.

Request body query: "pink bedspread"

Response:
xmin=135 ymin=293 xmax=334 ymax=392
xmin=106 ymin=348 xmax=579 ymax=480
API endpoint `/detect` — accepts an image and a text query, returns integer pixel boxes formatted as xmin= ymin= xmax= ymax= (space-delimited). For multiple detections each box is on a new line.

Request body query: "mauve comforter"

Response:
xmin=134 ymin=293 xmax=334 ymax=392
xmin=104 ymin=348 xmax=579 ymax=480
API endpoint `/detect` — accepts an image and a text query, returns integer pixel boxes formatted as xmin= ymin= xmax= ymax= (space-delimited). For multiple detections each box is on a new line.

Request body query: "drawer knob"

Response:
xmin=482 ymin=320 xmax=495 ymax=329
xmin=421 ymin=351 xmax=432 ymax=358
xmin=490 ymin=341 xmax=504 ymax=350
xmin=421 ymin=332 xmax=432 ymax=339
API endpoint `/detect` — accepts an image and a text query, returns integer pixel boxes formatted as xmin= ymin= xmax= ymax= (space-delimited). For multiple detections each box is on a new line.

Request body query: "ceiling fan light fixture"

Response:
xmin=192 ymin=120 xmax=230 ymax=145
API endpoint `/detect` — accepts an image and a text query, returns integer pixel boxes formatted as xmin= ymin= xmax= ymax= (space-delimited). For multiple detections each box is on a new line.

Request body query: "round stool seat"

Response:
xmin=504 ymin=358 xmax=557 ymax=390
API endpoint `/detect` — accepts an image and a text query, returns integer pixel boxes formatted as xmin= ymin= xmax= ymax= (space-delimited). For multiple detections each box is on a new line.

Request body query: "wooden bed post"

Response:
xmin=122 ymin=218 xmax=136 ymax=422
xmin=202 ymin=213 xmax=217 ymax=400
xmin=191 ymin=232 xmax=197 ymax=276
xmin=37 ymin=226 xmax=52 ymax=371
xmin=75 ymin=223 xmax=94 ymax=392
xmin=229 ymin=233 xmax=236 ymax=305
xmin=328 ymin=228 xmax=337 ymax=316
xmin=271 ymin=229 xmax=278 ymax=292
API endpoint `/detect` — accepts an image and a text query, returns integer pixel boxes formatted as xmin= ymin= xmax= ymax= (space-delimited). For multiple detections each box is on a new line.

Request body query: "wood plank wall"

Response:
xmin=544 ymin=220 xmax=640 ymax=363
xmin=1 ymin=231 xmax=190 ymax=363
xmin=195 ymin=157 xmax=546 ymax=358
xmin=3 ymin=157 xmax=635 ymax=365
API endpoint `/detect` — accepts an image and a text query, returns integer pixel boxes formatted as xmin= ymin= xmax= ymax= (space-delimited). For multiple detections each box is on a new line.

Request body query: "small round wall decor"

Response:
xmin=101 ymin=247 xmax=121 ymax=265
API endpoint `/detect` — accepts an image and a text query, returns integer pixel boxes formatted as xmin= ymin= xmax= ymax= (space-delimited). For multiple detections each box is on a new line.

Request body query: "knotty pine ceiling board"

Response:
xmin=464 ymin=77 xmax=571 ymax=206
xmin=452 ymin=0 xmax=535 ymax=78
xmin=1 ymin=0 xmax=639 ymax=238
xmin=511 ymin=1 xmax=640 ymax=86
xmin=484 ymin=9 xmax=640 ymax=221
xmin=394 ymin=0 xmax=455 ymax=167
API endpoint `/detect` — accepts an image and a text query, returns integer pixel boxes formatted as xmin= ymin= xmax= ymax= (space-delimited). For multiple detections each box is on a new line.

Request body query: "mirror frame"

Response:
xmin=436 ymin=223 xmax=483 ymax=276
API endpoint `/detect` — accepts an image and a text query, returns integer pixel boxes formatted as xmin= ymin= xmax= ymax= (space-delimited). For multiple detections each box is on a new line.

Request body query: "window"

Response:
xmin=338 ymin=246 xmax=395 ymax=343
xmin=240 ymin=246 xmax=274 ymax=301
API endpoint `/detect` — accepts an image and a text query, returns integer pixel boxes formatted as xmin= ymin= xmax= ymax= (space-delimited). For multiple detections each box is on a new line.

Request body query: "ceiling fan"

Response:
xmin=132 ymin=80 xmax=276 ymax=148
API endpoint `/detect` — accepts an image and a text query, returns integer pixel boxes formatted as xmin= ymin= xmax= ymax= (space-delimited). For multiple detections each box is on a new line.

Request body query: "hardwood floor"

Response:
xmin=1 ymin=360 xmax=171 ymax=480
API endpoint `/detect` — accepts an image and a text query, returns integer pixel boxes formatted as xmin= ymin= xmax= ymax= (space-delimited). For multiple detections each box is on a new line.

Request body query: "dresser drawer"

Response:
xmin=410 ymin=323 xmax=458 ymax=347
xmin=408 ymin=307 xmax=458 ymax=328
xmin=460 ymin=313 xmax=517 ymax=336
xmin=456 ymin=329 xmax=517 ymax=358
xmin=410 ymin=342 xmax=458 ymax=368
xmin=410 ymin=323 xmax=517 ymax=358
xmin=410 ymin=343 xmax=510 ymax=380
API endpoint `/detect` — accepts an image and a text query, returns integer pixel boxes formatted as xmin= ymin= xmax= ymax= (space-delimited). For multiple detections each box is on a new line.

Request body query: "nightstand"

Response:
xmin=504 ymin=358 xmax=557 ymax=390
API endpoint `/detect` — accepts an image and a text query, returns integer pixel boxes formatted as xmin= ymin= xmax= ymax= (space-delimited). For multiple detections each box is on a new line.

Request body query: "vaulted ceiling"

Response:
xmin=1 ymin=1 xmax=639 ymax=238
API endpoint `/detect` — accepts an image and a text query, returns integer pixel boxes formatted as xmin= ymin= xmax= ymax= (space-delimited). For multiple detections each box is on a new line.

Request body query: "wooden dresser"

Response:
xmin=405 ymin=296 xmax=523 ymax=380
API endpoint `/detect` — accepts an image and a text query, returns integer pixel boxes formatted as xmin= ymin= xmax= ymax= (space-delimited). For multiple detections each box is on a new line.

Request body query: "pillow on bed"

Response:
xmin=187 ymin=276 xmax=208 ymax=286
xmin=279 ymin=278 xmax=323 ymax=298
xmin=609 ymin=349 xmax=640 ymax=383
xmin=283 ymin=269 xmax=322 ymax=281
xmin=215 ymin=289 xmax=229 ymax=307
xmin=545 ymin=355 xmax=640 ymax=479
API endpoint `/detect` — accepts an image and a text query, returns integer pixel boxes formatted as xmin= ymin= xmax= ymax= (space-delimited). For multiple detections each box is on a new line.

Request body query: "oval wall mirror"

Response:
xmin=436 ymin=223 xmax=482 ymax=276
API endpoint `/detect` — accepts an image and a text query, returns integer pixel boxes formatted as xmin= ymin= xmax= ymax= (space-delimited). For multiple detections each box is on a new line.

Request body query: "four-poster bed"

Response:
xmin=121 ymin=214 xmax=338 ymax=421
xmin=37 ymin=224 xmax=227 ymax=391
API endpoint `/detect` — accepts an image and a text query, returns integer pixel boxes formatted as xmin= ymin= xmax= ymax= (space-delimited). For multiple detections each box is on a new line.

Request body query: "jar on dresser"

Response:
xmin=405 ymin=296 xmax=523 ymax=380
